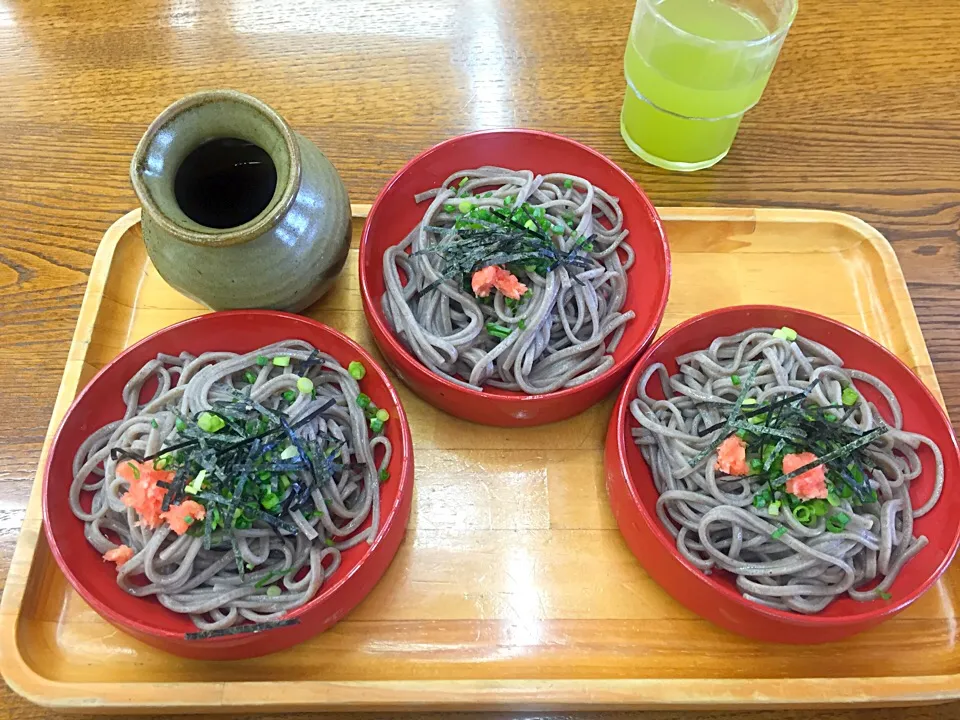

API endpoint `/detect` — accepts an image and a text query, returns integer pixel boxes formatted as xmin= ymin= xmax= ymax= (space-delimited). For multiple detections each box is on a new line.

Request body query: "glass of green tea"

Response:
xmin=620 ymin=0 xmax=798 ymax=172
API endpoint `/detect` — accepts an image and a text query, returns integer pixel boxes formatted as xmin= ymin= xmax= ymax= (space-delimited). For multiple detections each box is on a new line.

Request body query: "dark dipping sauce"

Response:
xmin=174 ymin=137 xmax=278 ymax=229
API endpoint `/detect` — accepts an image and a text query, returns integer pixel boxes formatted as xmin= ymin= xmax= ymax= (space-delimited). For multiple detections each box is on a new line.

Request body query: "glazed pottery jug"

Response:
xmin=131 ymin=90 xmax=351 ymax=312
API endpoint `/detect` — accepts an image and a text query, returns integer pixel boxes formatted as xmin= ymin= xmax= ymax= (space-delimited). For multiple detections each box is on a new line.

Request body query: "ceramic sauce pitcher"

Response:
xmin=131 ymin=90 xmax=351 ymax=312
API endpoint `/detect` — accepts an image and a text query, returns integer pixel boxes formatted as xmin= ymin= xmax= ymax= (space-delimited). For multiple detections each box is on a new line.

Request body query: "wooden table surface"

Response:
xmin=2 ymin=0 xmax=959 ymax=717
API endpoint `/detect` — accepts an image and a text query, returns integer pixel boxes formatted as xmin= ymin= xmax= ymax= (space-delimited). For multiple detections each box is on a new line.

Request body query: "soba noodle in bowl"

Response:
xmin=70 ymin=340 xmax=393 ymax=637
xmin=381 ymin=166 xmax=635 ymax=393
xmin=630 ymin=326 xmax=945 ymax=614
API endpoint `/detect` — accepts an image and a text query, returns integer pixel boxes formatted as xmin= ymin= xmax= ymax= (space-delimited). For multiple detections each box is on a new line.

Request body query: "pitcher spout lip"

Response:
xmin=130 ymin=89 xmax=302 ymax=248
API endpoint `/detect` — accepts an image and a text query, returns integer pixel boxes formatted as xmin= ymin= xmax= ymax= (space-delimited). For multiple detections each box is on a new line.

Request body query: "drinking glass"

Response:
xmin=620 ymin=0 xmax=798 ymax=171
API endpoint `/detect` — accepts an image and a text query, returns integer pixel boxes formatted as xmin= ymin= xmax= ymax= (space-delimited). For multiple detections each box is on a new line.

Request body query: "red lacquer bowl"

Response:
xmin=42 ymin=311 xmax=414 ymax=660
xmin=605 ymin=305 xmax=960 ymax=643
xmin=360 ymin=129 xmax=670 ymax=426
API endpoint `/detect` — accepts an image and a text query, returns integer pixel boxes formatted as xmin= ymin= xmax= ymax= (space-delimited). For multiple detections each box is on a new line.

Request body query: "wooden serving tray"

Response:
xmin=2 ymin=206 xmax=957 ymax=712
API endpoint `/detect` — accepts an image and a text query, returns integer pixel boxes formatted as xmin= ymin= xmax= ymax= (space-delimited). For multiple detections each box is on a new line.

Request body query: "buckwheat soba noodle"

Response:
xmin=70 ymin=340 xmax=392 ymax=636
xmin=381 ymin=167 xmax=634 ymax=393
xmin=630 ymin=327 xmax=945 ymax=614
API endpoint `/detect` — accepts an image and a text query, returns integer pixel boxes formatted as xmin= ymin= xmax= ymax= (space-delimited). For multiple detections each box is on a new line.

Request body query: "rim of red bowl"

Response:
xmin=359 ymin=128 xmax=671 ymax=406
xmin=613 ymin=304 xmax=960 ymax=627
xmin=41 ymin=310 xmax=415 ymax=643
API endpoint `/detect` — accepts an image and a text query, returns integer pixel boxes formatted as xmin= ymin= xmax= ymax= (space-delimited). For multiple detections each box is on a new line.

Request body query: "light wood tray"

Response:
xmin=2 ymin=206 xmax=957 ymax=713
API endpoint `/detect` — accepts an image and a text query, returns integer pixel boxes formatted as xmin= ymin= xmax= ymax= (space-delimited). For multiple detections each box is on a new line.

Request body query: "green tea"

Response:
xmin=621 ymin=0 xmax=780 ymax=170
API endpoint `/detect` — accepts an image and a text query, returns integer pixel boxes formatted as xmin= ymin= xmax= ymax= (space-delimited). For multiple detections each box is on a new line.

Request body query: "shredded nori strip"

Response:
xmin=763 ymin=438 xmax=788 ymax=472
xmin=412 ymin=204 xmax=595 ymax=296
xmin=688 ymin=362 xmax=761 ymax=468
xmin=185 ymin=618 xmax=300 ymax=640
xmin=109 ymin=399 xmax=335 ymax=465
xmin=731 ymin=422 xmax=805 ymax=441
xmin=231 ymin=533 xmax=245 ymax=578
xmin=698 ymin=378 xmax=822 ymax=437
xmin=771 ymin=425 xmax=889 ymax=487
xmin=256 ymin=511 xmax=299 ymax=535
xmin=162 ymin=464 xmax=190 ymax=512
xmin=202 ymin=501 xmax=215 ymax=550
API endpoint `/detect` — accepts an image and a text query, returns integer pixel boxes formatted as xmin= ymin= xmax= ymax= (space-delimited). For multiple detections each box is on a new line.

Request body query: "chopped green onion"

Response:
xmin=518 ymin=319 xmax=527 ymax=330
xmin=742 ymin=398 xmax=757 ymax=406
xmin=272 ymin=356 xmax=291 ymax=367
xmin=731 ymin=375 xmax=741 ymax=386
xmin=185 ymin=469 xmax=206 ymax=495
xmin=563 ymin=178 xmax=573 ymax=189
xmin=297 ymin=376 xmax=314 ymax=394
xmin=243 ymin=370 xmax=258 ymax=385
xmin=772 ymin=326 xmax=798 ymax=342
xmin=261 ymin=492 xmax=280 ymax=510
xmin=280 ymin=445 xmax=299 ymax=461
xmin=458 ymin=176 xmax=469 ymax=188
xmin=825 ymin=413 xmax=837 ymax=422
xmin=761 ymin=444 xmax=776 ymax=466
xmin=552 ymin=225 xmax=565 ymax=234
xmin=127 ymin=462 xmax=140 ymax=480
xmin=266 ymin=585 xmax=282 ymax=598
xmin=348 ymin=361 xmax=366 ymax=380
xmin=150 ymin=419 xmax=159 ymax=429
xmin=356 ymin=393 xmax=371 ymax=408
xmin=184 ymin=515 xmax=194 ymax=525
xmin=827 ymin=492 xmax=841 ymax=507
xmin=282 ymin=390 xmax=296 ymax=403
xmin=771 ymin=526 xmax=788 ymax=539
xmin=375 ymin=408 xmax=389 ymax=422
xmin=811 ymin=499 xmax=828 ymax=516
xmin=153 ymin=456 xmax=169 ymax=471
xmin=792 ymin=505 xmax=813 ymax=524
xmin=256 ymin=355 xmax=268 ymax=366
xmin=458 ymin=200 xmax=472 ymax=213
xmin=175 ymin=418 xmax=187 ymax=433
xmin=280 ymin=475 xmax=291 ymax=490
xmin=768 ymin=501 xmax=781 ymax=516
xmin=379 ymin=469 xmax=390 ymax=483
xmin=370 ymin=417 xmax=384 ymax=433
xmin=486 ymin=322 xmax=513 ymax=339
xmin=483 ymin=191 xmax=492 ymax=198
xmin=825 ymin=511 xmax=851 ymax=533
xmin=749 ymin=458 xmax=762 ymax=472
xmin=842 ymin=387 xmax=859 ymax=406
xmin=443 ymin=204 xmax=455 ymax=213
xmin=197 ymin=412 xmax=225 ymax=433
xmin=504 ymin=195 xmax=514 ymax=206
xmin=878 ymin=591 xmax=892 ymax=601
xmin=325 ymin=538 xmax=335 ymax=547
xmin=523 ymin=219 xmax=536 ymax=231
xmin=736 ymin=428 xmax=749 ymax=439
xmin=255 ymin=571 xmax=281 ymax=588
